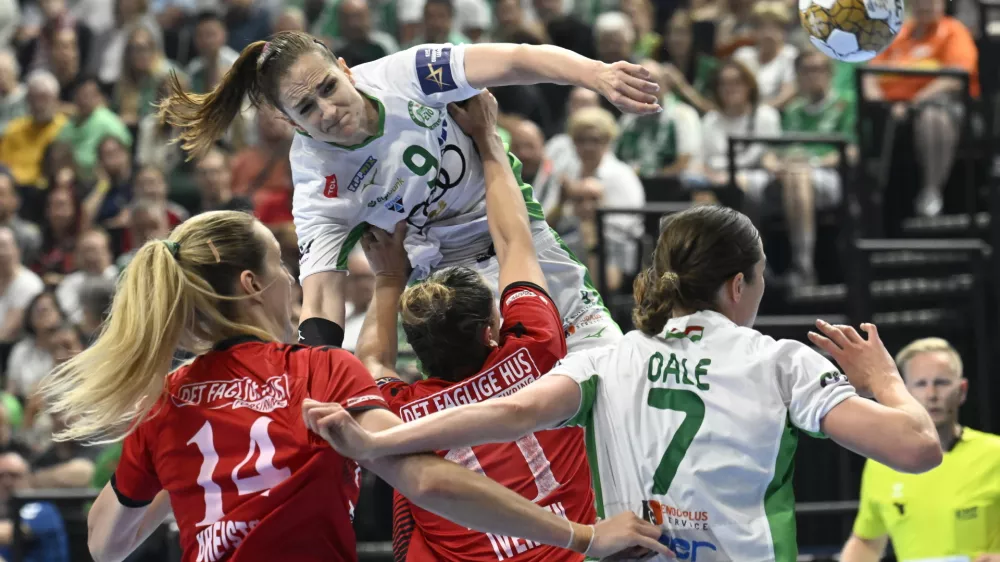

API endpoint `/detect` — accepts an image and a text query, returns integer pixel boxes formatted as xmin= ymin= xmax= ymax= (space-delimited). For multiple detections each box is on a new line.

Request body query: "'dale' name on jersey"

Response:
xmin=292 ymin=44 xmax=543 ymax=281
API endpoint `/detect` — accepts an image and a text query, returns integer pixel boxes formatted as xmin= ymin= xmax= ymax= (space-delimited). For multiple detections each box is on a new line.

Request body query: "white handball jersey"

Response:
xmin=548 ymin=310 xmax=857 ymax=562
xmin=292 ymin=43 xmax=548 ymax=282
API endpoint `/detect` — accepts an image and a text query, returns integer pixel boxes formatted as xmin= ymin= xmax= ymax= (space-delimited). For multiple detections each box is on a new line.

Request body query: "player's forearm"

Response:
xmin=840 ymin=533 xmax=887 ymax=562
xmin=860 ymin=379 xmax=940 ymax=472
xmin=464 ymin=44 xmax=601 ymax=90
xmin=477 ymin=132 xmax=532 ymax=263
xmin=356 ymin=276 xmax=406 ymax=378
xmin=371 ymin=398 xmax=539 ymax=457
xmin=373 ymin=452 xmax=590 ymax=553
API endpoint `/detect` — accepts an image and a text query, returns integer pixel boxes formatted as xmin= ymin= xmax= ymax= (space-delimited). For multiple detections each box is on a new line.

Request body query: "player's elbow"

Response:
xmin=888 ymin=431 xmax=942 ymax=474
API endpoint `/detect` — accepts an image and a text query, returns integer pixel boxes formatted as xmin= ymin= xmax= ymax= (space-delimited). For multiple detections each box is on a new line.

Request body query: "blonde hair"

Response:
xmin=567 ymin=106 xmax=619 ymax=141
xmin=895 ymin=337 xmax=963 ymax=378
xmin=40 ymin=211 xmax=274 ymax=443
xmin=752 ymin=1 xmax=791 ymax=25
xmin=158 ymin=31 xmax=335 ymax=158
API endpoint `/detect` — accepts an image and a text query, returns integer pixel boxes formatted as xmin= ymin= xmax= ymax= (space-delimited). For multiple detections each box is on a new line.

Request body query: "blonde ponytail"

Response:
xmin=41 ymin=211 xmax=275 ymax=443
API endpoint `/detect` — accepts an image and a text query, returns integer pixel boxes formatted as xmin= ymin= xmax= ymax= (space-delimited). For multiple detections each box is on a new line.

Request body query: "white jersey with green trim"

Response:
xmin=291 ymin=43 xmax=547 ymax=282
xmin=547 ymin=310 xmax=857 ymax=561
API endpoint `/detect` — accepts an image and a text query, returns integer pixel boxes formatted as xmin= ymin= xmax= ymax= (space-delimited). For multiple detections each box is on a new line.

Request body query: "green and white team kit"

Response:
xmin=290 ymin=43 xmax=620 ymax=350
xmin=551 ymin=310 xmax=857 ymax=561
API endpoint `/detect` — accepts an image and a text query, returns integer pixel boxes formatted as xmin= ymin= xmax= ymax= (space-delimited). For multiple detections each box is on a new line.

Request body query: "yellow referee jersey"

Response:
xmin=852 ymin=427 xmax=1000 ymax=561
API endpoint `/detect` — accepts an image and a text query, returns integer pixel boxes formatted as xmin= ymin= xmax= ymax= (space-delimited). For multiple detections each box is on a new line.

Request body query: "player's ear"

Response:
xmin=239 ymin=270 xmax=266 ymax=303
xmin=958 ymin=377 xmax=969 ymax=405
xmin=338 ymin=57 xmax=355 ymax=84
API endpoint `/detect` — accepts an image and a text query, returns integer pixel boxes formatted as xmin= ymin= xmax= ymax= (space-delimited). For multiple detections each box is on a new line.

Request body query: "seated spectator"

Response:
xmin=83 ymin=135 xmax=135 ymax=233
xmin=88 ymin=0 xmax=163 ymax=86
xmin=507 ymin=117 xmax=561 ymax=216
xmin=6 ymin=291 xmax=66 ymax=399
xmin=840 ymin=338 xmax=1000 ymax=561
xmin=342 ymin=249 xmax=374 ymax=351
xmin=273 ymin=7 xmax=306 ymax=34
xmin=0 ymin=171 xmax=42 ymax=264
xmin=224 ymin=0 xmax=272 ymax=52
xmin=765 ymin=50 xmax=857 ymax=285
xmin=864 ymin=0 xmax=978 ymax=218
xmin=615 ymin=59 xmax=702 ymax=178
xmin=0 ymin=71 xmax=67 ymax=190
xmin=0 ymin=51 xmax=26 ymax=134
xmin=111 ymin=25 xmax=179 ymax=128
xmin=0 ymin=405 xmax=32 ymax=458
xmin=194 ymin=146 xmax=253 ymax=214
xmin=656 ymin=9 xmax=717 ymax=114
xmin=408 ymin=0 xmax=470 ymax=47
xmin=546 ymin=86 xmax=601 ymax=176
xmin=491 ymin=0 xmax=547 ymax=42
xmin=0 ymin=227 xmax=44 ymax=344
xmin=57 ymin=75 xmax=132 ymax=182
xmin=133 ymin=166 xmax=187 ymax=227
xmin=115 ymin=197 xmax=169 ymax=270
xmin=732 ymin=1 xmax=798 ymax=109
xmin=692 ymin=60 xmax=781 ymax=199
xmin=32 ymin=185 xmax=81 ymax=286
xmin=186 ymin=10 xmax=239 ymax=94
xmin=31 ymin=408 xmax=99 ymax=489
xmin=0 ymin=452 xmax=70 ymax=562
xmin=328 ymin=0 xmax=398 ymax=67
xmin=55 ymin=228 xmax=117 ymax=323
xmin=135 ymin=78 xmax=193 ymax=198
xmin=230 ymin=104 xmax=293 ymax=209
xmin=713 ymin=0 xmax=756 ymax=54
xmin=620 ymin=0 xmax=660 ymax=60
xmin=17 ymin=0 xmax=93 ymax=80
xmin=594 ymin=11 xmax=636 ymax=65
xmin=44 ymin=25 xmax=84 ymax=105
xmin=75 ymin=276 xmax=114 ymax=346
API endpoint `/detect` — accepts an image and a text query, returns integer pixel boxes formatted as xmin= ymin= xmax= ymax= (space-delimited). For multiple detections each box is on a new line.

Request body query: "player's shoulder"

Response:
xmin=961 ymin=427 xmax=1000 ymax=456
xmin=500 ymin=281 xmax=554 ymax=310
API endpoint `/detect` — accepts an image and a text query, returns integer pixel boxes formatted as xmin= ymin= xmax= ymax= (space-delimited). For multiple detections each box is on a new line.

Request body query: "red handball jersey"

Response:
xmin=112 ymin=336 xmax=389 ymax=562
xmin=378 ymin=282 xmax=596 ymax=562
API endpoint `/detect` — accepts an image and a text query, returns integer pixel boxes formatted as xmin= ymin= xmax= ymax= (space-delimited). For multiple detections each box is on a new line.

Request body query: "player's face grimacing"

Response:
xmin=278 ymin=51 xmax=373 ymax=145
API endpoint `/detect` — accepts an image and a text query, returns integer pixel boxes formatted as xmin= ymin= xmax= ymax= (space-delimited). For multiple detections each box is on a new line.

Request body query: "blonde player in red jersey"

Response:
xmin=38 ymin=211 xmax=671 ymax=562
xmin=339 ymin=90 xmax=600 ymax=562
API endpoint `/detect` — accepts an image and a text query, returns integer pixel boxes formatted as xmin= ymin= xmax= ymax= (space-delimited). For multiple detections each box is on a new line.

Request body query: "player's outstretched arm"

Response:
xmin=839 ymin=533 xmax=887 ymax=562
xmin=810 ymin=321 xmax=942 ymax=473
xmin=462 ymin=44 xmax=662 ymax=115
xmin=355 ymin=223 xmax=410 ymax=381
xmin=299 ymin=271 xmax=348 ymax=346
xmin=88 ymin=488 xmax=172 ymax=562
xmin=302 ymin=373 xmax=582 ymax=461
xmin=449 ymin=91 xmax=546 ymax=293
xmin=305 ymin=405 xmax=672 ymax=559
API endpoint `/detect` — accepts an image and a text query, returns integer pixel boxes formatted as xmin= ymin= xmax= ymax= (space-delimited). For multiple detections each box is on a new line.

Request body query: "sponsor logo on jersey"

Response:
xmin=956 ymin=506 xmax=978 ymax=520
xmin=346 ymin=394 xmax=385 ymax=408
xmin=819 ymin=371 xmax=848 ymax=388
xmin=416 ymin=46 xmax=456 ymax=94
xmin=398 ymin=348 xmax=540 ymax=422
xmin=563 ymin=308 xmax=605 ymax=338
xmin=298 ymin=239 xmax=313 ymax=263
xmin=384 ymin=195 xmax=405 ymax=213
xmin=323 ymin=174 xmax=338 ymax=198
xmin=504 ymin=289 xmax=537 ymax=306
xmin=437 ymin=118 xmax=448 ymax=146
xmin=486 ymin=502 xmax=568 ymax=560
xmin=407 ymin=101 xmax=443 ymax=129
xmin=642 ymin=500 xmax=710 ymax=529
xmin=172 ymin=375 xmax=290 ymax=413
xmin=583 ymin=326 xmax=609 ymax=339
xmin=367 ymin=178 xmax=404 ymax=208
xmin=661 ymin=536 xmax=718 ymax=561
xmin=196 ymin=520 xmax=259 ymax=562
xmin=348 ymin=156 xmax=378 ymax=192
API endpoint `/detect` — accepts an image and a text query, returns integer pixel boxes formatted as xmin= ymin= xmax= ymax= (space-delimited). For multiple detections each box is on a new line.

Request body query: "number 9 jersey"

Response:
xmin=546 ymin=310 xmax=858 ymax=562
xmin=111 ymin=336 xmax=390 ymax=562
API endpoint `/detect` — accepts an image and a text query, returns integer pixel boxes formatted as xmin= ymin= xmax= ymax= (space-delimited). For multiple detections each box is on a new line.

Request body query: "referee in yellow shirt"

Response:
xmin=841 ymin=337 xmax=1000 ymax=562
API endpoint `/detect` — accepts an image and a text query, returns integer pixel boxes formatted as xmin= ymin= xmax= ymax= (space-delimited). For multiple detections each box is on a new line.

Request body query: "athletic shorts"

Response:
xmin=455 ymin=227 xmax=623 ymax=353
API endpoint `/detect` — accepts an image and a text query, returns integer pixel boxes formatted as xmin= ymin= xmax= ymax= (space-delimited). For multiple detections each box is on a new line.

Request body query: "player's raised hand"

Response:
xmin=587 ymin=512 xmax=674 ymax=559
xmin=808 ymin=320 xmax=901 ymax=396
xmin=594 ymin=61 xmax=661 ymax=115
xmin=447 ymin=90 xmax=498 ymax=142
xmin=302 ymin=399 xmax=381 ymax=461
xmin=361 ymin=222 xmax=410 ymax=280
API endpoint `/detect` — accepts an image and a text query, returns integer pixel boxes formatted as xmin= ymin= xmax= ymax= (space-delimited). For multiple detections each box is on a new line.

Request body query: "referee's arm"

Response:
xmin=841 ymin=534 xmax=888 ymax=562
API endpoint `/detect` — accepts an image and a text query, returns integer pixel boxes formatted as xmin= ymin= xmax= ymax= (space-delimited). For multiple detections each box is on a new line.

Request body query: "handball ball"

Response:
xmin=799 ymin=0 xmax=904 ymax=62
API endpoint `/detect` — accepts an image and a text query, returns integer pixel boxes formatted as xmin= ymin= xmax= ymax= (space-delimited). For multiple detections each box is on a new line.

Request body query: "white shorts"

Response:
xmin=461 ymin=227 xmax=623 ymax=353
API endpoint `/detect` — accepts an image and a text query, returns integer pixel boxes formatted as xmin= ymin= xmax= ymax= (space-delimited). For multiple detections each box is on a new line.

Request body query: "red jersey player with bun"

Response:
xmin=39 ymin=210 xmax=671 ymax=562
xmin=345 ymin=90 xmax=598 ymax=562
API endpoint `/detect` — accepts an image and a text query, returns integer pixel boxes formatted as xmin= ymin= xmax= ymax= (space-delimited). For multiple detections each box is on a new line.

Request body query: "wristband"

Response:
xmin=567 ymin=523 xmax=593 ymax=554
xmin=298 ymin=317 xmax=345 ymax=347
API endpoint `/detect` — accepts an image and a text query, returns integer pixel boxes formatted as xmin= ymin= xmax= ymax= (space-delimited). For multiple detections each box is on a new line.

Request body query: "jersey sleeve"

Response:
xmin=112 ymin=423 xmax=161 ymax=507
xmin=307 ymin=347 xmax=389 ymax=413
xmin=358 ymin=44 xmax=481 ymax=106
xmin=498 ymin=282 xmax=567 ymax=364
xmin=772 ymin=339 xmax=857 ymax=437
xmin=851 ymin=460 xmax=888 ymax=540
xmin=545 ymin=346 xmax=611 ymax=428
xmin=375 ymin=377 xmax=415 ymax=416
xmin=290 ymin=145 xmax=369 ymax=282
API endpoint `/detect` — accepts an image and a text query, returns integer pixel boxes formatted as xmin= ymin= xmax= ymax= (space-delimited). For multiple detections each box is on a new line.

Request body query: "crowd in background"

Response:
xmin=0 ymin=0 xmax=987 ymax=558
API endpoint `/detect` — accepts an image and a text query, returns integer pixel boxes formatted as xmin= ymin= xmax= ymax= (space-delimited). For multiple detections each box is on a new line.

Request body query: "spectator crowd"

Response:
xmin=0 ymin=0 xmax=986 ymax=558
